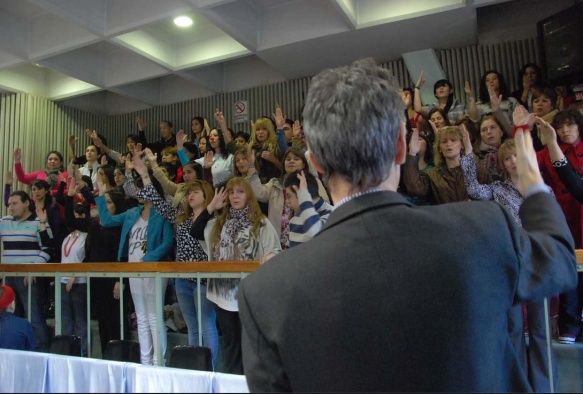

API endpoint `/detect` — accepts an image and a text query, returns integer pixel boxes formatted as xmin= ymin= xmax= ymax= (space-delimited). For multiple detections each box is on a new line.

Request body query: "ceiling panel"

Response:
xmin=0 ymin=0 xmax=557 ymax=115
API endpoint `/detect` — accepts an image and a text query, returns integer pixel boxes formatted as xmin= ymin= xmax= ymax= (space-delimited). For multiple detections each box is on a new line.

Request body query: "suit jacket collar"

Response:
xmin=320 ymin=191 xmax=412 ymax=235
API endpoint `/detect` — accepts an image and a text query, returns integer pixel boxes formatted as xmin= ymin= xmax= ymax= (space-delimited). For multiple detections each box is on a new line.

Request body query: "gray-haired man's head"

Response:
xmin=302 ymin=58 xmax=405 ymax=189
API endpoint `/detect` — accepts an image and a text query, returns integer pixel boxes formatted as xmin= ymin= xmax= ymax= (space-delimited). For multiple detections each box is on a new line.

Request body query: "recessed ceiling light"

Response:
xmin=174 ymin=16 xmax=193 ymax=27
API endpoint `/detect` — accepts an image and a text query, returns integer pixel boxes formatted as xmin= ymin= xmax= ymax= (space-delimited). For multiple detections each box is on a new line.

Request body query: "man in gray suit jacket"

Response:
xmin=238 ymin=58 xmax=577 ymax=392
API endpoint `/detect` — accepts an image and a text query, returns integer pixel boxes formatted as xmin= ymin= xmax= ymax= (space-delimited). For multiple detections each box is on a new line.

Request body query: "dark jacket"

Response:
xmin=238 ymin=191 xmax=576 ymax=392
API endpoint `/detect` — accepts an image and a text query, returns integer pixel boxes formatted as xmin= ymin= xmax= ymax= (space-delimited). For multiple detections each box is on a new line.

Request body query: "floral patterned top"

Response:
xmin=137 ymin=183 xmax=207 ymax=282
xmin=460 ymin=153 xmax=523 ymax=226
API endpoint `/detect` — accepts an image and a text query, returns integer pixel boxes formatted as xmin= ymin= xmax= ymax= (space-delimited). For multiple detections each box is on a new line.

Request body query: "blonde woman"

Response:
xmin=190 ymin=177 xmax=280 ymax=374
xmin=250 ymin=117 xmax=283 ymax=183
xmin=403 ymin=126 xmax=490 ymax=204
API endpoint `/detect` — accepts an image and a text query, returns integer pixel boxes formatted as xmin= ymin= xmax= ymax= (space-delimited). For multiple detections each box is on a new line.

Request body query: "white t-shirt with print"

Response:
xmin=128 ymin=217 xmax=148 ymax=263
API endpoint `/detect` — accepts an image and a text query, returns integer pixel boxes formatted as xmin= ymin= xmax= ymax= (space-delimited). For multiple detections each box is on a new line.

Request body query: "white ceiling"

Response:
xmin=0 ymin=0 xmax=516 ymax=115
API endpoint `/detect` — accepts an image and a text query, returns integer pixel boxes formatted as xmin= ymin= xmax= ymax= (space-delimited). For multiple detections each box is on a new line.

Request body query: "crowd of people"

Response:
xmin=0 ymin=60 xmax=581 ymax=390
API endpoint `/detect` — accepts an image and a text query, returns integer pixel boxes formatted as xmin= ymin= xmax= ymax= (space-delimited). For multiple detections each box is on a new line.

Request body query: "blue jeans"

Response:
xmin=5 ymin=276 xmax=49 ymax=352
xmin=175 ymin=279 xmax=218 ymax=367
xmin=61 ymin=283 xmax=88 ymax=356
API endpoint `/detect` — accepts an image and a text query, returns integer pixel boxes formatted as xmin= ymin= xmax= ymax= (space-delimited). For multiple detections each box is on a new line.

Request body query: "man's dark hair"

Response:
xmin=161 ymin=120 xmax=173 ymax=129
xmin=284 ymin=170 xmax=319 ymax=200
xmin=9 ymin=190 xmax=34 ymax=212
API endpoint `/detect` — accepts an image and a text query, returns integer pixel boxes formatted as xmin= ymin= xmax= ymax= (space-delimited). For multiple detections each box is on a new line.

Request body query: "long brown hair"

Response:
xmin=176 ymin=180 xmax=214 ymax=225
xmin=211 ymin=177 xmax=266 ymax=247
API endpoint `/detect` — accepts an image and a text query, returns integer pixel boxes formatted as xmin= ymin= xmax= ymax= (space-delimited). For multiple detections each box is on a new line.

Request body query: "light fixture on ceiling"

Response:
xmin=174 ymin=16 xmax=193 ymax=27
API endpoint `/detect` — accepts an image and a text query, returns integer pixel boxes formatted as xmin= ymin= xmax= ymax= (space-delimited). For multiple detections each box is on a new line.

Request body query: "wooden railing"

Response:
xmin=0 ymin=261 xmax=260 ymax=365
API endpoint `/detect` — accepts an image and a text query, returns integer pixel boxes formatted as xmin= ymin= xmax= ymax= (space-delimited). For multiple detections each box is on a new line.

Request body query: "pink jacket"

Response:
xmin=14 ymin=162 xmax=68 ymax=192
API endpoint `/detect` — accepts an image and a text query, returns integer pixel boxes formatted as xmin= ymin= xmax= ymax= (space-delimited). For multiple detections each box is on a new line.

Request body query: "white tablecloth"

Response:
xmin=0 ymin=349 xmax=249 ymax=393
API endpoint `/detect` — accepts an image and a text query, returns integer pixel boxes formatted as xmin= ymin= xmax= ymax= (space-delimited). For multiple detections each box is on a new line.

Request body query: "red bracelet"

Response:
xmin=512 ymin=124 xmax=529 ymax=137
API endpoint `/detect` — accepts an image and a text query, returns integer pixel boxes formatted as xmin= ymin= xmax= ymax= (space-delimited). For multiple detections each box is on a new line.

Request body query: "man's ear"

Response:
xmin=307 ymin=150 xmax=324 ymax=175
xmin=395 ymin=122 xmax=407 ymax=166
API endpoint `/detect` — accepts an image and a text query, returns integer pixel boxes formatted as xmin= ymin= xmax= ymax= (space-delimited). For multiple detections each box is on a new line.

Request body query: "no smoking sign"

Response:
xmin=234 ymin=100 xmax=248 ymax=124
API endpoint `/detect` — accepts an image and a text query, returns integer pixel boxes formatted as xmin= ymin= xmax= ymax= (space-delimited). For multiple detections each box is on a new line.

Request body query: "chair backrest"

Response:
xmin=167 ymin=345 xmax=213 ymax=371
xmin=103 ymin=340 xmax=141 ymax=363
xmin=50 ymin=335 xmax=82 ymax=356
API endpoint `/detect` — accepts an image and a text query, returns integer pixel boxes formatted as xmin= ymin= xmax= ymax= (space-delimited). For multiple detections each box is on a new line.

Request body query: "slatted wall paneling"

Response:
xmin=0 ymin=93 xmax=105 ymax=216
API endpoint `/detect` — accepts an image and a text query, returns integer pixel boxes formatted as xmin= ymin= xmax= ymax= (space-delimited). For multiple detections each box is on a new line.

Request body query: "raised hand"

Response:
xmin=208 ymin=187 xmax=227 ymax=212
xmin=136 ymin=116 xmax=147 ymax=131
xmin=134 ymin=143 xmax=143 ymax=156
xmin=273 ymin=104 xmax=285 ymax=129
xmin=464 ymin=81 xmax=473 ymax=96
xmin=13 ymin=147 xmax=22 ymax=163
xmin=522 ymin=74 xmax=532 ymax=91
xmin=124 ymin=153 xmax=134 ymax=172
xmin=100 ymin=154 xmax=108 ymax=165
xmin=67 ymin=160 xmax=77 ymax=177
xmin=89 ymin=129 xmax=102 ymax=148
xmin=488 ymin=86 xmax=502 ymax=112
xmin=428 ymin=119 xmax=439 ymax=135
xmin=5 ymin=170 xmax=13 ymax=186
xmin=292 ymin=170 xmax=308 ymax=194
xmin=68 ymin=135 xmax=77 ymax=147
xmin=246 ymin=143 xmax=255 ymax=165
xmin=203 ymin=151 xmax=214 ymax=169
xmin=514 ymin=123 xmax=544 ymax=195
xmin=415 ymin=70 xmax=425 ymax=89
xmin=535 ymin=116 xmax=557 ymax=144
xmin=35 ymin=204 xmax=47 ymax=223
xmin=293 ymin=120 xmax=302 ymax=137
xmin=203 ymin=118 xmax=211 ymax=136
xmin=461 ymin=124 xmax=473 ymax=155
xmin=67 ymin=177 xmax=78 ymax=197
xmin=261 ymin=149 xmax=276 ymax=163
xmin=143 ymin=148 xmax=157 ymax=164
xmin=132 ymin=150 xmax=149 ymax=177
xmin=176 ymin=129 xmax=186 ymax=149
xmin=408 ymin=129 xmax=420 ymax=156
xmin=97 ymin=179 xmax=108 ymax=196
xmin=214 ymin=108 xmax=226 ymax=125
xmin=512 ymin=105 xmax=535 ymax=129
xmin=57 ymin=171 xmax=65 ymax=185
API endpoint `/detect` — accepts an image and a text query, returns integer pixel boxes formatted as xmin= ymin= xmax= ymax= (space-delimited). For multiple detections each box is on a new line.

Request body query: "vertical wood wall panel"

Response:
xmin=0 ymin=93 xmax=105 ymax=216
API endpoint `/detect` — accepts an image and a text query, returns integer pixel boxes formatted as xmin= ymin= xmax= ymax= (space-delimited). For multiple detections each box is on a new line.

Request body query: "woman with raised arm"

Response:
xmin=474 ymin=70 xmax=519 ymax=136
xmin=399 ymin=131 xmax=434 ymax=205
xmin=95 ymin=153 xmax=174 ymax=366
xmin=189 ymin=176 xmax=281 ymax=375
xmin=511 ymin=63 xmax=543 ymax=112
xmin=402 ymin=126 xmax=491 ymax=204
xmin=191 ymin=116 xmax=210 ymax=142
xmin=60 ymin=177 xmax=91 ymax=357
xmin=413 ymin=71 xmax=478 ymax=124
xmin=134 ymin=154 xmax=220 ymax=367
xmin=534 ymin=109 xmax=583 ymax=345
xmin=249 ymin=114 xmax=283 ymax=184
xmin=85 ymin=186 xmax=129 ymax=355
xmin=68 ymin=134 xmax=101 ymax=189
xmin=13 ymin=148 xmax=68 ymax=194
xmin=247 ymin=146 xmax=329 ymax=249
xmin=459 ymin=109 xmax=557 ymax=392
xmin=473 ymin=115 xmax=508 ymax=182
xmin=539 ymin=112 xmax=583 ymax=204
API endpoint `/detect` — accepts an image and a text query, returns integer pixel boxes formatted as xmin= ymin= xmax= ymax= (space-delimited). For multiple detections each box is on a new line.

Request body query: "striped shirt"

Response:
xmin=0 ymin=215 xmax=52 ymax=264
xmin=289 ymin=189 xmax=333 ymax=247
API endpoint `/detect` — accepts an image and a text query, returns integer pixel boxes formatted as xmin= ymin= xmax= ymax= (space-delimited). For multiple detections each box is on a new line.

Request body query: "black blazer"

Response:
xmin=238 ymin=191 xmax=577 ymax=392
